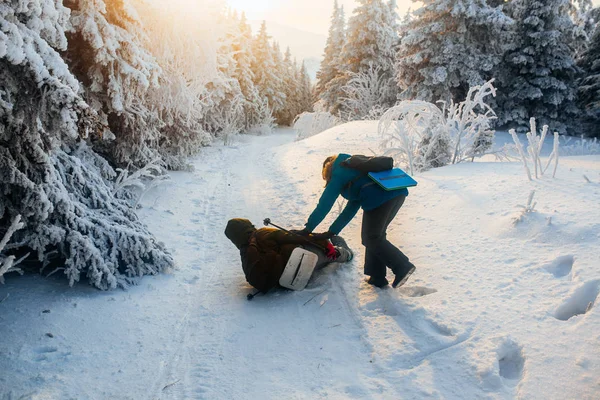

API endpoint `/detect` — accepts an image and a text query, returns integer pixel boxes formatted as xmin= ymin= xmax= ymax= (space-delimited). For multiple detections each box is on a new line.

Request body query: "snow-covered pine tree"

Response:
xmin=569 ymin=0 xmax=596 ymax=56
xmin=275 ymin=48 xmax=299 ymax=126
xmin=316 ymin=1 xmax=345 ymax=100
xmin=271 ymin=41 xmax=288 ymax=123
xmin=396 ymin=0 xmax=511 ymax=103
xmin=299 ymin=61 xmax=315 ymax=115
xmin=233 ymin=12 xmax=270 ymax=131
xmin=201 ymin=10 xmax=245 ymax=139
xmin=64 ymin=0 xmax=162 ymax=168
xmin=578 ymin=20 xmax=600 ymax=136
xmin=497 ymin=0 xmax=580 ymax=133
xmin=386 ymin=0 xmax=401 ymax=41
xmin=252 ymin=22 xmax=285 ymax=120
xmin=337 ymin=0 xmax=399 ymax=114
xmin=0 ymin=1 xmax=173 ymax=289
xmin=319 ymin=4 xmax=347 ymax=115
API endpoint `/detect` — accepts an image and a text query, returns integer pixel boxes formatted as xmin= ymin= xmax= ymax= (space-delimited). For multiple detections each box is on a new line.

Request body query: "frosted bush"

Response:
xmin=293 ymin=112 xmax=340 ymax=141
xmin=509 ymin=118 xmax=560 ymax=181
xmin=341 ymin=64 xmax=396 ymax=121
xmin=379 ymin=80 xmax=498 ymax=174
xmin=561 ymin=137 xmax=600 ymax=156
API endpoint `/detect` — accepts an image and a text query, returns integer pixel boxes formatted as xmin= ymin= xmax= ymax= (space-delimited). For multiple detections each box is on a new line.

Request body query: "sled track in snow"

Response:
xmin=150 ymin=149 xmax=235 ymax=400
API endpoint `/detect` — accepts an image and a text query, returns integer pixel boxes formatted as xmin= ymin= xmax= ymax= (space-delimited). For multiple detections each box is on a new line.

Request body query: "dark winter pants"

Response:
xmin=362 ymin=195 xmax=413 ymax=279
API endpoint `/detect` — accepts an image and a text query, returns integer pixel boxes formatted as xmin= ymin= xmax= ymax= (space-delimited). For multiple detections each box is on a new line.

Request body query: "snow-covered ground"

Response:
xmin=1 ymin=122 xmax=599 ymax=399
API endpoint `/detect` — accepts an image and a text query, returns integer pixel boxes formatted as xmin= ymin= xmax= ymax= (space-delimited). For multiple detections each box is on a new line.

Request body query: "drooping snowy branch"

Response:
xmin=0 ymin=215 xmax=26 ymax=284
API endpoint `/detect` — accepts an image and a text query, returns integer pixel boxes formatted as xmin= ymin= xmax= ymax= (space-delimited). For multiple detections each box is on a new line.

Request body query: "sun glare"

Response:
xmin=227 ymin=0 xmax=273 ymax=17
xmin=228 ymin=0 xmax=273 ymax=14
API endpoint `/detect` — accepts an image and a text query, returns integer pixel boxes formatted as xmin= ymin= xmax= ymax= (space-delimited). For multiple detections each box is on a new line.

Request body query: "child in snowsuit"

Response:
xmin=297 ymin=154 xmax=416 ymax=288
xmin=225 ymin=218 xmax=353 ymax=293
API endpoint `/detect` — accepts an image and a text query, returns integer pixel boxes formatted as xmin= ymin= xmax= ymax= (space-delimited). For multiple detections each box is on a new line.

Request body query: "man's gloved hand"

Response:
xmin=325 ymin=242 xmax=338 ymax=260
xmin=290 ymin=228 xmax=310 ymax=236
xmin=310 ymin=231 xmax=334 ymax=240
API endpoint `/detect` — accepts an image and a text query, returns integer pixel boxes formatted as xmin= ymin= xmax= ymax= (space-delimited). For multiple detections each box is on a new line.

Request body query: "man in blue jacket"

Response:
xmin=298 ymin=154 xmax=416 ymax=288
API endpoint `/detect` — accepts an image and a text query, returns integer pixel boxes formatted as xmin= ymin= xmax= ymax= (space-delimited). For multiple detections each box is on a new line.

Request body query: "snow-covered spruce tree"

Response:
xmin=569 ymin=0 xmax=596 ymax=56
xmin=64 ymin=0 xmax=163 ymax=168
xmin=252 ymin=21 xmax=285 ymax=119
xmin=200 ymin=10 xmax=246 ymax=138
xmin=316 ymin=1 xmax=346 ymax=112
xmin=271 ymin=41 xmax=289 ymax=124
xmin=275 ymin=48 xmax=300 ymax=126
xmin=0 ymin=1 xmax=173 ymax=289
xmin=232 ymin=12 xmax=271 ymax=131
xmin=298 ymin=61 xmax=314 ymax=115
xmin=496 ymin=0 xmax=580 ymax=133
xmin=334 ymin=0 xmax=399 ymax=115
xmin=578 ymin=21 xmax=600 ymax=137
xmin=396 ymin=0 xmax=511 ymax=103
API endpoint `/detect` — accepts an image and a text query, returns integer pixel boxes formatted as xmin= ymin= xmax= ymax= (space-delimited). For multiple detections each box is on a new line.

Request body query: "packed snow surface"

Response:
xmin=1 ymin=122 xmax=599 ymax=399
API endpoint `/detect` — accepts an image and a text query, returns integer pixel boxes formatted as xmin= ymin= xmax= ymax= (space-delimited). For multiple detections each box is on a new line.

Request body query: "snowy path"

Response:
xmin=1 ymin=124 xmax=599 ymax=399
xmin=140 ymin=130 xmax=385 ymax=399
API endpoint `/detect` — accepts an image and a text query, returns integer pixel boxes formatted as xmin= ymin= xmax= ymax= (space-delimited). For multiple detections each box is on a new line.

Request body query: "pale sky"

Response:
xmin=228 ymin=0 xmax=415 ymax=35
xmin=228 ymin=0 xmax=600 ymax=36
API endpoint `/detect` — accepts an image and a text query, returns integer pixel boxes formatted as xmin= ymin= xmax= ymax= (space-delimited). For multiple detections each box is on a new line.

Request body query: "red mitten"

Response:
xmin=325 ymin=242 xmax=337 ymax=260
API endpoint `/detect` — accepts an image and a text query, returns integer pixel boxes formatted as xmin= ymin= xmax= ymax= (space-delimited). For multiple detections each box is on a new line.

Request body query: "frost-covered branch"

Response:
xmin=0 ymin=215 xmax=26 ymax=284
xmin=513 ymin=191 xmax=537 ymax=226
xmin=510 ymin=118 xmax=560 ymax=181
xmin=510 ymin=130 xmax=533 ymax=181
xmin=114 ymin=159 xmax=171 ymax=207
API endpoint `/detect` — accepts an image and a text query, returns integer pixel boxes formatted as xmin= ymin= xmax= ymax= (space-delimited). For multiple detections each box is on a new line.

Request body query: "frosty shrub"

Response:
xmin=379 ymin=80 xmax=498 ymax=174
xmin=561 ymin=137 xmax=600 ymax=156
xmin=0 ymin=1 xmax=173 ymax=289
xmin=509 ymin=118 xmax=560 ymax=181
xmin=293 ymin=112 xmax=341 ymax=141
xmin=341 ymin=64 xmax=397 ymax=121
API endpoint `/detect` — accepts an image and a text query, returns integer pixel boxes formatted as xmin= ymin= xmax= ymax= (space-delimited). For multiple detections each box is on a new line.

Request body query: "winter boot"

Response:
xmin=331 ymin=236 xmax=353 ymax=262
xmin=334 ymin=246 xmax=353 ymax=263
xmin=392 ymin=265 xmax=416 ymax=288
xmin=367 ymin=276 xmax=389 ymax=288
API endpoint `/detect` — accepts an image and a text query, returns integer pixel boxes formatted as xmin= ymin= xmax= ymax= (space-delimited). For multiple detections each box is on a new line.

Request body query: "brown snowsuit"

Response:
xmin=225 ymin=219 xmax=329 ymax=292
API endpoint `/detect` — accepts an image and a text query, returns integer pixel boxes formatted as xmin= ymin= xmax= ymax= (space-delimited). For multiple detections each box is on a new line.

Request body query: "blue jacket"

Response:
xmin=305 ymin=154 xmax=408 ymax=234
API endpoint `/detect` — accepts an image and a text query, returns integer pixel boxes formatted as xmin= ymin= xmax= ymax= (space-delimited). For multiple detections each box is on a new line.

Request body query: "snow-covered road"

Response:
xmin=1 ymin=124 xmax=599 ymax=399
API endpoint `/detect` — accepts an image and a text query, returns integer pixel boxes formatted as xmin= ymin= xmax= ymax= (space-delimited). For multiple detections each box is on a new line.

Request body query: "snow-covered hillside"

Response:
xmin=1 ymin=122 xmax=599 ymax=399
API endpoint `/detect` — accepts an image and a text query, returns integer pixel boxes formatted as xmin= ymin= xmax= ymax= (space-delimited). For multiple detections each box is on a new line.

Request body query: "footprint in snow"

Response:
xmin=398 ymin=286 xmax=438 ymax=298
xmin=497 ymin=339 xmax=525 ymax=385
xmin=543 ymin=255 xmax=575 ymax=278
xmin=554 ymin=280 xmax=600 ymax=321
xmin=478 ymin=337 xmax=525 ymax=390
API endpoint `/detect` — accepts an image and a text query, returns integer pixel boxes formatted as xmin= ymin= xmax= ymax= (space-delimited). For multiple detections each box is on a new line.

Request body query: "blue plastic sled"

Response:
xmin=368 ymin=168 xmax=418 ymax=191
